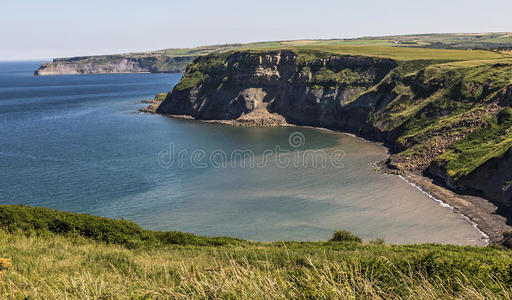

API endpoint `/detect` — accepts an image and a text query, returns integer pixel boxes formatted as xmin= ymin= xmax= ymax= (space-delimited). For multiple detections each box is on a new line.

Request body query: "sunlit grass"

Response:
xmin=1 ymin=231 xmax=512 ymax=299
xmin=1 ymin=206 xmax=512 ymax=299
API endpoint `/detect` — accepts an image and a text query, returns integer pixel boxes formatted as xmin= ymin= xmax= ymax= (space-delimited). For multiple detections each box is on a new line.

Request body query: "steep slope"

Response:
xmin=156 ymin=47 xmax=512 ymax=207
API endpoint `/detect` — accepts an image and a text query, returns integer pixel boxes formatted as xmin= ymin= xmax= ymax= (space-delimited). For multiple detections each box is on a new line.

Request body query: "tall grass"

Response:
xmin=1 ymin=206 xmax=512 ymax=299
xmin=0 ymin=231 xmax=512 ymax=299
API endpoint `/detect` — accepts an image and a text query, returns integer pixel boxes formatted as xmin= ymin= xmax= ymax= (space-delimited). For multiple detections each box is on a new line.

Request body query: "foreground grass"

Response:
xmin=0 ymin=205 xmax=512 ymax=299
xmin=2 ymin=232 xmax=512 ymax=299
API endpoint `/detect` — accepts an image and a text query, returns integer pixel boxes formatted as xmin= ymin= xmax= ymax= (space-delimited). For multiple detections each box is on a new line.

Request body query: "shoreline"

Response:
xmin=398 ymin=175 xmax=490 ymax=245
xmin=302 ymin=125 xmax=502 ymax=245
xmin=141 ymin=109 xmax=510 ymax=244
xmin=400 ymin=173 xmax=511 ymax=244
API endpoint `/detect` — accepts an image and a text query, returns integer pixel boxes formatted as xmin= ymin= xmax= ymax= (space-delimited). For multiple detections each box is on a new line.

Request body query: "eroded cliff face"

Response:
xmin=157 ymin=51 xmax=396 ymax=128
xmin=157 ymin=51 xmax=512 ymax=207
xmin=35 ymin=59 xmax=147 ymax=75
xmin=34 ymin=56 xmax=194 ymax=75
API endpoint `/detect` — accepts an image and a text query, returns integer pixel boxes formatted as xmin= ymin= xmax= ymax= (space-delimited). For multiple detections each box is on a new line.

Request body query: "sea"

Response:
xmin=0 ymin=61 xmax=486 ymax=245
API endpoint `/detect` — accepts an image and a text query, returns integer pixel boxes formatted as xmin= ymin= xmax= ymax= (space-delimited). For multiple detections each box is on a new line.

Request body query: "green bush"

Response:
xmin=329 ymin=230 xmax=362 ymax=243
xmin=0 ymin=205 xmax=242 ymax=247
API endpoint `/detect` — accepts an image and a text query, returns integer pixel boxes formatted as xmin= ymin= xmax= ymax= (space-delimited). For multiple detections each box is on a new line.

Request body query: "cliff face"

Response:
xmin=34 ymin=55 xmax=194 ymax=76
xmin=157 ymin=50 xmax=512 ymax=207
xmin=157 ymin=51 xmax=397 ymax=127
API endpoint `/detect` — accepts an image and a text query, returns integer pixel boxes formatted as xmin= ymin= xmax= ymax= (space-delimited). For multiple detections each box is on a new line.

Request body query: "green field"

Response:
xmin=1 ymin=205 xmax=512 ymax=299
xmin=142 ymin=32 xmax=512 ymax=58
xmin=48 ymin=32 xmax=512 ymax=74
xmin=259 ymin=45 xmax=511 ymax=62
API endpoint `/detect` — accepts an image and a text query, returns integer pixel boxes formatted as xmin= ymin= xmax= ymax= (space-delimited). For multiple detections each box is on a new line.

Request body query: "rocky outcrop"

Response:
xmin=156 ymin=50 xmax=512 ymax=208
xmin=35 ymin=59 xmax=145 ymax=75
xmin=34 ymin=55 xmax=194 ymax=76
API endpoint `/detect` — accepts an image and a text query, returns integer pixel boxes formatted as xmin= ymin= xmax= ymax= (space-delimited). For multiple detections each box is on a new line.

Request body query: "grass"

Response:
xmin=290 ymin=45 xmax=510 ymax=62
xmin=1 ymin=205 xmax=512 ymax=299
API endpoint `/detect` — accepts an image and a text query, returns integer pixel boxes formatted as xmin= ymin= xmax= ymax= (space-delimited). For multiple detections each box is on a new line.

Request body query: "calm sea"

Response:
xmin=0 ymin=61 xmax=485 ymax=245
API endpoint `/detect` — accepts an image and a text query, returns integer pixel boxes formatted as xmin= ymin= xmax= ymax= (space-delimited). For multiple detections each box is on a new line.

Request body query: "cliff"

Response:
xmin=155 ymin=47 xmax=512 ymax=208
xmin=34 ymin=55 xmax=195 ymax=75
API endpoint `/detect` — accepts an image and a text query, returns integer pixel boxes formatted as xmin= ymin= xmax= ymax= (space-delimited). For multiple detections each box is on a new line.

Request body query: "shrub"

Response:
xmin=329 ymin=230 xmax=362 ymax=243
xmin=0 ymin=205 xmax=242 ymax=248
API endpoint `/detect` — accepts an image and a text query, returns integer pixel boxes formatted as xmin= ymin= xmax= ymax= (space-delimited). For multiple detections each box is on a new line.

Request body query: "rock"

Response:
xmin=502 ymin=235 xmax=512 ymax=248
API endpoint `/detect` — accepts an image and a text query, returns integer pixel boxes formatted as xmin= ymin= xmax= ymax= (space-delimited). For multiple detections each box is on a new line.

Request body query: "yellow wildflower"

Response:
xmin=0 ymin=258 xmax=11 ymax=273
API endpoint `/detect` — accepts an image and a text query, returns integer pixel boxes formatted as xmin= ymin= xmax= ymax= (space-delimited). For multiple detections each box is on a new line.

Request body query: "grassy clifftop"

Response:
xmin=1 ymin=205 xmax=512 ymax=299
xmin=36 ymin=32 xmax=512 ymax=75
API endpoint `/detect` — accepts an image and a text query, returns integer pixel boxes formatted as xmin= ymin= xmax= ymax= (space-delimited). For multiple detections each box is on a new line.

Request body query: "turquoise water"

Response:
xmin=0 ymin=62 xmax=485 ymax=245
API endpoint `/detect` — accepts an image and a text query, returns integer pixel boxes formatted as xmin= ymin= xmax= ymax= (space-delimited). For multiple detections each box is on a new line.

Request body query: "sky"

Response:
xmin=1 ymin=0 xmax=511 ymax=60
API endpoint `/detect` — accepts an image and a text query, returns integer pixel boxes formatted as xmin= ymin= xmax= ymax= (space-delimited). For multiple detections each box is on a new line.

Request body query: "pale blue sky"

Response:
xmin=1 ymin=0 xmax=511 ymax=60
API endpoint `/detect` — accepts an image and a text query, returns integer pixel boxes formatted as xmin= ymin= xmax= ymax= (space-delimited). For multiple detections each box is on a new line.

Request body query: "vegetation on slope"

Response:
xmin=0 ymin=205 xmax=512 ymax=299
xmin=152 ymin=93 xmax=167 ymax=103
xmin=174 ymin=52 xmax=231 ymax=91
xmin=0 ymin=205 xmax=243 ymax=247
xmin=434 ymin=107 xmax=512 ymax=179
xmin=367 ymin=60 xmax=512 ymax=174
xmin=374 ymin=61 xmax=512 ymax=134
